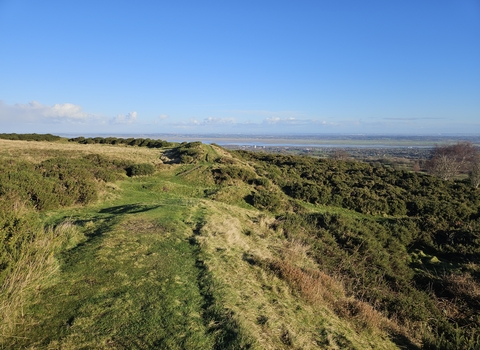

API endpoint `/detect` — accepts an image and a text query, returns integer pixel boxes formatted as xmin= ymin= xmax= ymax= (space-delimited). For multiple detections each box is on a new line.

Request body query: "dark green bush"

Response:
xmin=212 ymin=166 xmax=256 ymax=183
xmin=235 ymin=150 xmax=478 ymax=221
xmin=0 ymin=154 xmax=131 ymax=211
xmin=251 ymin=177 xmax=270 ymax=187
xmin=0 ymin=194 xmax=42 ymax=284
xmin=169 ymin=142 xmax=206 ymax=163
xmin=68 ymin=136 xmax=172 ymax=148
xmin=126 ymin=163 xmax=155 ymax=177
xmin=231 ymin=149 xmax=480 ymax=346
xmin=250 ymin=188 xmax=283 ymax=212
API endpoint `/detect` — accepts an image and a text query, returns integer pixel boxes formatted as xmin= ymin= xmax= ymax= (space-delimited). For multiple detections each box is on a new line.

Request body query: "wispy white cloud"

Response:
xmin=164 ymin=114 xmax=350 ymax=133
xmin=0 ymin=100 xmax=99 ymax=123
xmin=265 ymin=116 xmax=281 ymax=124
xmin=224 ymin=109 xmax=304 ymax=117
xmin=263 ymin=116 xmax=339 ymax=126
xmin=201 ymin=117 xmax=236 ymax=125
xmin=111 ymin=111 xmax=138 ymax=124
xmin=173 ymin=116 xmax=236 ymax=127
xmin=153 ymin=114 xmax=169 ymax=124
xmin=382 ymin=117 xmax=443 ymax=121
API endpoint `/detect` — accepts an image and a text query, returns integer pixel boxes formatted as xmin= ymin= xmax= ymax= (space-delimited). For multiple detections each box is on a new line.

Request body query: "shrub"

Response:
xmin=0 ymin=195 xmax=41 ymax=285
xmin=251 ymin=177 xmax=270 ymax=187
xmin=126 ymin=163 xmax=155 ymax=177
xmin=175 ymin=142 xmax=204 ymax=163
xmin=250 ymin=188 xmax=283 ymax=212
xmin=68 ymin=136 xmax=172 ymax=148
xmin=212 ymin=166 xmax=256 ymax=183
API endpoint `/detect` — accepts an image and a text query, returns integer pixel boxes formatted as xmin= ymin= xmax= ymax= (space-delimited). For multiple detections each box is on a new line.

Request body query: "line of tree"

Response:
xmin=68 ymin=136 xmax=173 ymax=148
xmin=426 ymin=141 xmax=480 ymax=187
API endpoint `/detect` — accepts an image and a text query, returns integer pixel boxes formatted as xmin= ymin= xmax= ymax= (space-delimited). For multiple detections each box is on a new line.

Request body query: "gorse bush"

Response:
xmin=250 ymin=188 xmax=283 ymax=212
xmin=36 ymin=157 xmax=100 ymax=206
xmin=232 ymin=150 xmax=480 ymax=347
xmin=0 ymin=195 xmax=41 ymax=285
xmin=126 ymin=163 xmax=155 ymax=177
xmin=68 ymin=136 xmax=173 ymax=148
xmin=0 ymin=154 xmax=153 ymax=210
xmin=211 ymin=165 xmax=256 ymax=184
xmin=234 ymin=150 xmax=479 ymax=222
xmin=176 ymin=142 xmax=205 ymax=163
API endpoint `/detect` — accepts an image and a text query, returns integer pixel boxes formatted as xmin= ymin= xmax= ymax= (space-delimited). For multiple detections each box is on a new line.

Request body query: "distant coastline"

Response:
xmin=58 ymin=133 xmax=480 ymax=149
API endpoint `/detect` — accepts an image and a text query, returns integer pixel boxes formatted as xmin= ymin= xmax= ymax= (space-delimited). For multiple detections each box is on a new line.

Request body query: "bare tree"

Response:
xmin=469 ymin=153 xmax=480 ymax=189
xmin=331 ymin=149 xmax=350 ymax=161
xmin=412 ymin=161 xmax=421 ymax=172
xmin=426 ymin=142 xmax=477 ymax=181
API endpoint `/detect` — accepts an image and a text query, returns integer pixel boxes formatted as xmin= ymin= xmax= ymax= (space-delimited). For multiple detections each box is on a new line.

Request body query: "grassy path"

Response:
xmin=5 ymin=175 xmax=242 ymax=349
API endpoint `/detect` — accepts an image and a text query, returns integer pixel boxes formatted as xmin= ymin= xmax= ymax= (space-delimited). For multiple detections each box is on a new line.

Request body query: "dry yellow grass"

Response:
xmin=266 ymin=256 xmax=413 ymax=345
xmin=0 ymin=139 xmax=164 ymax=164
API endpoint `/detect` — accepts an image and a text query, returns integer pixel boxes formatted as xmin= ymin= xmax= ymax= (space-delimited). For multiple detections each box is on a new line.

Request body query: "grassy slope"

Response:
xmin=1 ymin=140 xmax=402 ymax=349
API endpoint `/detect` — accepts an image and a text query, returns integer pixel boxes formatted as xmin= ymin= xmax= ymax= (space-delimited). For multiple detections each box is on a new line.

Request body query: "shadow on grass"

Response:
xmin=390 ymin=332 xmax=421 ymax=350
xmin=99 ymin=203 xmax=162 ymax=215
xmin=58 ymin=203 xmax=163 ymax=263
xmin=59 ymin=215 xmax=120 ymax=269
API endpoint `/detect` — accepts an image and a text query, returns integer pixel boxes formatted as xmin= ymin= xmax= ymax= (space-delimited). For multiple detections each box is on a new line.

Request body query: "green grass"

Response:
xmin=6 ymin=202 xmax=213 ymax=348
xmin=1 ymin=167 xmax=394 ymax=349
xmin=28 ymin=233 xmax=211 ymax=349
xmin=1 ymin=166 xmax=256 ymax=349
xmin=3 ymin=140 xmax=478 ymax=349
xmin=0 ymin=144 xmax=399 ymax=349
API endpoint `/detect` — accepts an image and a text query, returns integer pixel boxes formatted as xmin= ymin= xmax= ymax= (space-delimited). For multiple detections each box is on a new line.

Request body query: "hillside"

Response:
xmin=1 ymin=138 xmax=479 ymax=349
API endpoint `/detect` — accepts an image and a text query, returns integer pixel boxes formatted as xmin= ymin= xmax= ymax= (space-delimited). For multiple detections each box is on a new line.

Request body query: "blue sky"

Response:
xmin=1 ymin=0 xmax=479 ymax=135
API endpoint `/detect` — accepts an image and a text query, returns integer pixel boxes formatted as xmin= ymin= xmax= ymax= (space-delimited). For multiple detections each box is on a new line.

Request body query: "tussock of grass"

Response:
xmin=0 ymin=221 xmax=78 ymax=344
xmin=266 ymin=259 xmax=345 ymax=306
